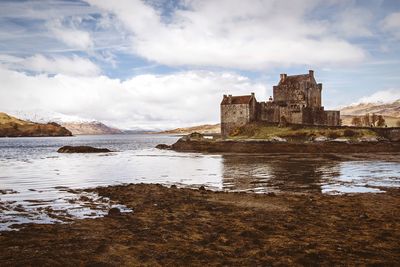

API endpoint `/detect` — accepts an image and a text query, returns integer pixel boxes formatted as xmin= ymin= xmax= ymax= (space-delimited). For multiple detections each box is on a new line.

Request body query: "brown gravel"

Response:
xmin=1 ymin=184 xmax=399 ymax=266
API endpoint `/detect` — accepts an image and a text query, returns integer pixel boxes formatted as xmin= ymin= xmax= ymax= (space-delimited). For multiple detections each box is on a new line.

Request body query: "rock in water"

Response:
xmin=57 ymin=146 xmax=112 ymax=153
xmin=107 ymin=207 xmax=121 ymax=217
xmin=155 ymin=144 xmax=171 ymax=150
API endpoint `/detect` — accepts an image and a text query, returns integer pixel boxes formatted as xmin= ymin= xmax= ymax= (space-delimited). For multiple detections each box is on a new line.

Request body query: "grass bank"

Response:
xmin=230 ymin=123 xmax=378 ymax=141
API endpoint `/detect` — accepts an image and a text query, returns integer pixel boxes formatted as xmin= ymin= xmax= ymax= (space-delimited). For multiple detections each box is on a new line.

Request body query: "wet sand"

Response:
xmin=1 ymin=184 xmax=400 ymax=266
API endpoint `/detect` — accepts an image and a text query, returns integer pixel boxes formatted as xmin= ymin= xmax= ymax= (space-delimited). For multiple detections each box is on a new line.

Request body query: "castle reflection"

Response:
xmin=221 ymin=154 xmax=344 ymax=193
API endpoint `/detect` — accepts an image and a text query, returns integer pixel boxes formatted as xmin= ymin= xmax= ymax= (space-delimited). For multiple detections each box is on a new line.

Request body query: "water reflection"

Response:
xmin=1 ymin=135 xmax=400 ymax=230
xmin=221 ymin=154 xmax=400 ymax=194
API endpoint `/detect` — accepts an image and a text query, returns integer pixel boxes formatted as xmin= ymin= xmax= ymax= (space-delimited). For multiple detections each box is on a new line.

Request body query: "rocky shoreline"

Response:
xmin=168 ymin=138 xmax=400 ymax=153
xmin=0 ymin=183 xmax=399 ymax=265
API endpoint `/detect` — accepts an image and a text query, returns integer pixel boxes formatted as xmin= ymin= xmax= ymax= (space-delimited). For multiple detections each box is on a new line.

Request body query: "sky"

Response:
xmin=0 ymin=0 xmax=400 ymax=130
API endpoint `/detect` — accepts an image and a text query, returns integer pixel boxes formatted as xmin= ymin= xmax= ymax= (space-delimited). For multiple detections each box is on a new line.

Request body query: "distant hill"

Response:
xmin=340 ymin=115 xmax=399 ymax=127
xmin=0 ymin=112 xmax=72 ymax=137
xmin=0 ymin=112 xmax=29 ymax=125
xmin=340 ymin=99 xmax=400 ymax=127
xmin=61 ymin=122 xmax=123 ymax=135
xmin=340 ymin=99 xmax=400 ymax=118
xmin=157 ymin=124 xmax=221 ymax=135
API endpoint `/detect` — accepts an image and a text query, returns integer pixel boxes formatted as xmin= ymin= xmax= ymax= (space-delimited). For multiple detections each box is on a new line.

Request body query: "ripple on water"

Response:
xmin=1 ymin=135 xmax=400 ymax=230
xmin=0 ymin=188 xmax=132 ymax=231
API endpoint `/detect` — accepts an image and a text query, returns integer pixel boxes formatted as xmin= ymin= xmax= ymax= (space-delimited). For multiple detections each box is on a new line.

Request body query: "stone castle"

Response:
xmin=221 ymin=70 xmax=340 ymax=136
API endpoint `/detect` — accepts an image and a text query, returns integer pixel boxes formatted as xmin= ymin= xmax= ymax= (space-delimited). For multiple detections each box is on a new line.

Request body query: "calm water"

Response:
xmin=1 ymin=134 xmax=400 ymax=230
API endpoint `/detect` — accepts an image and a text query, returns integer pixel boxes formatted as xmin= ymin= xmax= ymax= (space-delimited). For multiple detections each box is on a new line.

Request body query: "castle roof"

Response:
xmin=278 ymin=70 xmax=316 ymax=86
xmin=221 ymin=95 xmax=254 ymax=105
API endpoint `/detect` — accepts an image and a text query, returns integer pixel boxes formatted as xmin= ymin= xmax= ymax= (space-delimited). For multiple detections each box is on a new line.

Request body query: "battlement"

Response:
xmin=221 ymin=71 xmax=340 ymax=136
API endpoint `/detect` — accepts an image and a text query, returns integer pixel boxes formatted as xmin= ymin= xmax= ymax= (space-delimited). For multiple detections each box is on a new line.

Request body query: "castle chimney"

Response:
xmin=228 ymin=94 xmax=232 ymax=104
xmin=251 ymin=92 xmax=255 ymax=97
xmin=309 ymin=70 xmax=314 ymax=77
xmin=280 ymin=73 xmax=287 ymax=81
xmin=223 ymin=94 xmax=227 ymax=98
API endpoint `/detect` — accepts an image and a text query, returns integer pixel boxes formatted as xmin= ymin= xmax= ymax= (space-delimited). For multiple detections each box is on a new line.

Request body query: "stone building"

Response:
xmin=221 ymin=70 xmax=340 ymax=136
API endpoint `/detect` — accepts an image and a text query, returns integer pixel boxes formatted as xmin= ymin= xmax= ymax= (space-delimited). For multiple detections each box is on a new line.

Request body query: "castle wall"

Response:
xmin=273 ymin=86 xmax=286 ymax=104
xmin=274 ymin=78 xmax=322 ymax=109
xmin=325 ymin=110 xmax=340 ymax=126
xmin=301 ymin=108 xmax=313 ymax=124
xmin=273 ymin=85 xmax=306 ymax=106
xmin=302 ymin=107 xmax=324 ymax=125
xmin=221 ymin=71 xmax=341 ymax=135
xmin=249 ymin=97 xmax=257 ymax=121
xmin=259 ymin=102 xmax=280 ymax=122
xmin=307 ymin=84 xmax=322 ymax=108
xmin=221 ymin=104 xmax=251 ymax=136
xmin=222 ymin=101 xmax=341 ymax=135
xmin=277 ymin=107 xmax=302 ymax=124
xmin=259 ymin=104 xmax=304 ymax=124
xmin=289 ymin=109 xmax=303 ymax=124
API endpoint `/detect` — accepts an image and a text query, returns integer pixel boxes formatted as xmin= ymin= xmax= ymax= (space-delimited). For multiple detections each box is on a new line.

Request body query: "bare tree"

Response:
xmin=371 ymin=113 xmax=378 ymax=127
xmin=377 ymin=115 xmax=386 ymax=127
xmin=362 ymin=113 xmax=370 ymax=127
xmin=351 ymin=117 xmax=362 ymax=127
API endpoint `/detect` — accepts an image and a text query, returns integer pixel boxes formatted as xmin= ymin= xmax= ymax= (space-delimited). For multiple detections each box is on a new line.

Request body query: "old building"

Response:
xmin=221 ymin=70 xmax=340 ymax=136
xmin=220 ymin=93 xmax=258 ymax=137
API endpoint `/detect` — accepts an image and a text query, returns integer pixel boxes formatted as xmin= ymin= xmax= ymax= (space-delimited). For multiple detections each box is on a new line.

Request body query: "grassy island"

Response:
xmin=166 ymin=123 xmax=400 ymax=153
xmin=229 ymin=123 xmax=379 ymax=142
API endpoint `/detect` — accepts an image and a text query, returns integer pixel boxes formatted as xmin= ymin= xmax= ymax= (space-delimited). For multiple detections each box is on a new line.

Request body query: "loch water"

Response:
xmin=1 ymin=134 xmax=399 ymax=230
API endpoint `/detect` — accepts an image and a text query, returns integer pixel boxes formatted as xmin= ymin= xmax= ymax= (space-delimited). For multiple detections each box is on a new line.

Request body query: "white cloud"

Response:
xmin=0 ymin=66 xmax=268 ymax=129
xmin=381 ymin=12 xmax=400 ymax=39
xmin=0 ymin=0 xmax=98 ymax=21
xmin=357 ymin=89 xmax=400 ymax=104
xmin=0 ymin=54 xmax=100 ymax=76
xmin=47 ymin=19 xmax=93 ymax=50
xmin=334 ymin=7 xmax=373 ymax=38
xmin=86 ymin=0 xmax=366 ymax=70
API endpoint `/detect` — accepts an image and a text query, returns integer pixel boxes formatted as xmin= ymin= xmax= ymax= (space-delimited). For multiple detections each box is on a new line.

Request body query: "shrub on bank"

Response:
xmin=343 ymin=129 xmax=358 ymax=137
xmin=327 ymin=132 xmax=340 ymax=139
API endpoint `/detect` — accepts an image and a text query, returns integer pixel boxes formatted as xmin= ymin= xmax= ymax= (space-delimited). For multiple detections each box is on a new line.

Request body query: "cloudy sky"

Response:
xmin=0 ymin=0 xmax=400 ymax=129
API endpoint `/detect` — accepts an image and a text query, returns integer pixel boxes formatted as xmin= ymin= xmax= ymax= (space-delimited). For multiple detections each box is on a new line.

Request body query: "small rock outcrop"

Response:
xmin=107 ymin=207 xmax=121 ymax=217
xmin=269 ymin=136 xmax=287 ymax=142
xmin=179 ymin=132 xmax=205 ymax=142
xmin=57 ymin=146 xmax=112 ymax=153
xmin=155 ymin=144 xmax=171 ymax=150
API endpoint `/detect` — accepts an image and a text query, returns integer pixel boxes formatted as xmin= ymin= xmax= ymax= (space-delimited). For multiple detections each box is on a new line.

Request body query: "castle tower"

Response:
xmin=220 ymin=93 xmax=257 ymax=137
